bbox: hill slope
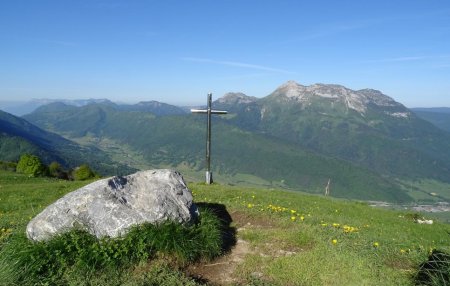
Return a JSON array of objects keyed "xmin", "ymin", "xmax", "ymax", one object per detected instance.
[
  {"xmin": 412, "ymin": 108, "xmax": 450, "ymax": 133},
  {"xmin": 0, "ymin": 170, "xmax": 449, "ymax": 285},
  {"xmin": 23, "ymin": 102, "xmax": 413, "ymax": 202},
  {"xmin": 21, "ymin": 83, "xmax": 450, "ymax": 202},
  {"xmin": 0, "ymin": 110, "xmax": 133, "ymax": 175},
  {"xmin": 215, "ymin": 81, "xmax": 450, "ymax": 183}
]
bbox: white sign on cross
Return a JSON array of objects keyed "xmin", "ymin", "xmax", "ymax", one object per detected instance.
[{"xmin": 191, "ymin": 93, "xmax": 227, "ymax": 184}]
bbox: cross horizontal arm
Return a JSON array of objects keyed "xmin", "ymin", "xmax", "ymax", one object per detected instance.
[{"xmin": 190, "ymin": 109, "xmax": 228, "ymax": 114}]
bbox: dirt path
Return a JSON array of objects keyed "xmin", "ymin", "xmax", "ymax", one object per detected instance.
[
  {"xmin": 186, "ymin": 211, "xmax": 263, "ymax": 285},
  {"xmin": 187, "ymin": 238, "xmax": 251, "ymax": 285}
]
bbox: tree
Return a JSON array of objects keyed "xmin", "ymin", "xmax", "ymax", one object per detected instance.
[
  {"xmin": 16, "ymin": 154, "xmax": 48, "ymax": 177},
  {"xmin": 73, "ymin": 164, "xmax": 96, "ymax": 180},
  {"xmin": 48, "ymin": 161, "xmax": 61, "ymax": 176},
  {"xmin": 48, "ymin": 161, "xmax": 69, "ymax": 179}
]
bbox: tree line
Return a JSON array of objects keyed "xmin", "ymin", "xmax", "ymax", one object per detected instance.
[{"xmin": 0, "ymin": 154, "xmax": 99, "ymax": 181}]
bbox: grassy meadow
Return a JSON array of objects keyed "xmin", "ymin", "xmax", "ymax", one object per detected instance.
[{"xmin": 1, "ymin": 170, "xmax": 449, "ymax": 285}]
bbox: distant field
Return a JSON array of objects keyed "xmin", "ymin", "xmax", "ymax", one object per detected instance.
[
  {"xmin": 1, "ymin": 170, "xmax": 450, "ymax": 285},
  {"xmin": 401, "ymin": 179, "xmax": 450, "ymax": 202}
]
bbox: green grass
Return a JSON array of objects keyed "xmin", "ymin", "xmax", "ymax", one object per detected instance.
[
  {"xmin": 1, "ymin": 210, "xmax": 221, "ymax": 285},
  {"xmin": 1, "ymin": 170, "xmax": 450, "ymax": 285},
  {"xmin": 190, "ymin": 183, "xmax": 450, "ymax": 285},
  {"xmin": 0, "ymin": 171, "xmax": 222, "ymax": 285}
]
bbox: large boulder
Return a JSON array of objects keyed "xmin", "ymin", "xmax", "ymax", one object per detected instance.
[{"xmin": 26, "ymin": 169, "xmax": 198, "ymax": 242}]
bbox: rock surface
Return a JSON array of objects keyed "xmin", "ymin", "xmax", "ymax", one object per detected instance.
[
  {"xmin": 26, "ymin": 169, "xmax": 198, "ymax": 241},
  {"xmin": 269, "ymin": 80, "xmax": 406, "ymax": 116}
]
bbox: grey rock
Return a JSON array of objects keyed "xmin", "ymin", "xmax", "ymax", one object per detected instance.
[{"xmin": 26, "ymin": 169, "xmax": 198, "ymax": 241}]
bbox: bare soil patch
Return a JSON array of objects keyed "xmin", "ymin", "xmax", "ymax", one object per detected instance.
[
  {"xmin": 187, "ymin": 238, "xmax": 252, "ymax": 285},
  {"xmin": 186, "ymin": 210, "xmax": 267, "ymax": 285}
]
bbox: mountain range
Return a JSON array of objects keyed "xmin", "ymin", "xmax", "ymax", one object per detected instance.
[
  {"xmin": 215, "ymin": 81, "xmax": 450, "ymax": 182},
  {"xmin": 2, "ymin": 81, "xmax": 450, "ymax": 203},
  {"xmin": 0, "ymin": 98, "xmax": 118, "ymax": 116}
]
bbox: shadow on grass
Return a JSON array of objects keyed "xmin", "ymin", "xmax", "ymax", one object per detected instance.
[
  {"xmin": 188, "ymin": 203, "xmax": 238, "ymax": 285},
  {"xmin": 196, "ymin": 202, "xmax": 237, "ymax": 254},
  {"xmin": 415, "ymin": 250, "xmax": 450, "ymax": 285}
]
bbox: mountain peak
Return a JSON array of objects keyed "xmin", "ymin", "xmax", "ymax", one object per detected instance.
[
  {"xmin": 137, "ymin": 100, "xmax": 163, "ymax": 106},
  {"xmin": 282, "ymin": 80, "xmax": 303, "ymax": 87},
  {"xmin": 269, "ymin": 81, "xmax": 406, "ymax": 115},
  {"xmin": 123, "ymin": 101, "xmax": 186, "ymax": 115},
  {"xmin": 216, "ymin": 92, "xmax": 257, "ymax": 105},
  {"xmin": 272, "ymin": 80, "xmax": 307, "ymax": 99}
]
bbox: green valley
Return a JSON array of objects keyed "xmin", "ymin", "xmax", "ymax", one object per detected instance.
[
  {"xmin": 0, "ymin": 109, "xmax": 135, "ymax": 175},
  {"xmin": 17, "ymin": 81, "xmax": 450, "ymax": 204},
  {"xmin": 22, "ymin": 102, "xmax": 413, "ymax": 202}
]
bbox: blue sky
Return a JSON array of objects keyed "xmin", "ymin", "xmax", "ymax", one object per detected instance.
[{"xmin": 1, "ymin": 0, "xmax": 449, "ymax": 107}]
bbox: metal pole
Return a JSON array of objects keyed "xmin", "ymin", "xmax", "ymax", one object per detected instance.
[{"xmin": 206, "ymin": 93, "xmax": 212, "ymax": 184}]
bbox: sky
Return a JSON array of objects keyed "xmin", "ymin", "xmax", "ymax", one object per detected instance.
[{"xmin": 1, "ymin": 0, "xmax": 450, "ymax": 107}]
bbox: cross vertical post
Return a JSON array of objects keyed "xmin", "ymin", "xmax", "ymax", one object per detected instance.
[
  {"xmin": 206, "ymin": 93, "xmax": 212, "ymax": 183},
  {"xmin": 191, "ymin": 93, "xmax": 227, "ymax": 184}
]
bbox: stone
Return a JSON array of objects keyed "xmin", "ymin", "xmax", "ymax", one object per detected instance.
[{"xmin": 26, "ymin": 169, "xmax": 198, "ymax": 241}]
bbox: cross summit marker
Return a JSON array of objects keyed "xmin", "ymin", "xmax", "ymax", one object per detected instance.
[{"xmin": 191, "ymin": 93, "xmax": 227, "ymax": 184}]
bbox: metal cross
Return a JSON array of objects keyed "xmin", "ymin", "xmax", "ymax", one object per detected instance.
[{"xmin": 191, "ymin": 93, "xmax": 227, "ymax": 184}]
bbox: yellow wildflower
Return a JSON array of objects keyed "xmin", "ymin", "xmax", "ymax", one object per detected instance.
[
  {"xmin": 332, "ymin": 239, "xmax": 338, "ymax": 245},
  {"xmin": 373, "ymin": 242, "xmax": 379, "ymax": 248},
  {"xmin": 291, "ymin": 216, "xmax": 296, "ymax": 221},
  {"xmin": 343, "ymin": 225, "xmax": 358, "ymax": 233},
  {"xmin": 247, "ymin": 203, "xmax": 253, "ymax": 208}
]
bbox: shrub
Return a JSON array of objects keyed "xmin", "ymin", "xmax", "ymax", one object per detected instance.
[
  {"xmin": 72, "ymin": 164, "xmax": 96, "ymax": 180},
  {"xmin": 48, "ymin": 161, "xmax": 70, "ymax": 179},
  {"xmin": 0, "ymin": 207, "xmax": 222, "ymax": 285},
  {"xmin": 15, "ymin": 154, "xmax": 48, "ymax": 177},
  {"xmin": 48, "ymin": 161, "xmax": 61, "ymax": 177}
]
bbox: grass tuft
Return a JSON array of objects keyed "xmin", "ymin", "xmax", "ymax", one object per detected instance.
[
  {"xmin": 416, "ymin": 249, "xmax": 450, "ymax": 286},
  {"xmin": 0, "ymin": 206, "xmax": 222, "ymax": 286}
]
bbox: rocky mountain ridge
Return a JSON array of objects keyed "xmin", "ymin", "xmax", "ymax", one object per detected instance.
[
  {"xmin": 212, "ymin": 81, "xmax": 450, "ymax": 184},
  {"xmin": 219, "ymin": 80, "xmax": 409, "ymax": 118}
]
